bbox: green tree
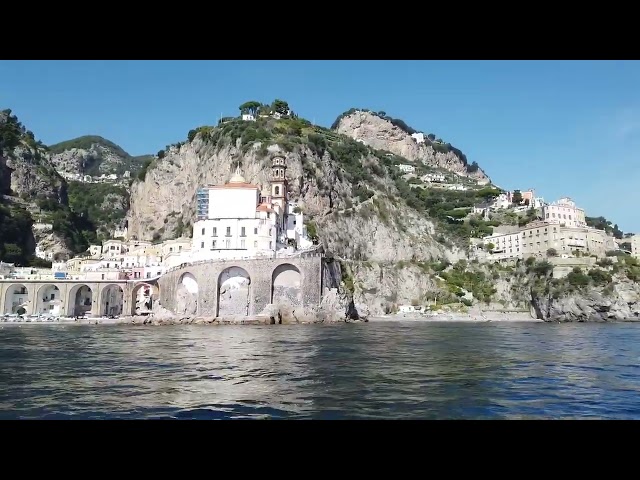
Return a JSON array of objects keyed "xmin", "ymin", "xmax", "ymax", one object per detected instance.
[
  {"xmin": 546, "ymin": 248, "xmax": 558, "ymax": 257},
  {"xmin": 239, "ymin": 101, "xmax": 261, "ymax": 116},
  {"xmin": 512, "ymin": 190, "xmax": 523, "ymax": 204},
  {"xmin": 427, "ymin": 133, "xmax": 436, "ymax": 141},
  {"xmin": 272, "ymin": 99, "xmax": 290, "ymax": 115}
]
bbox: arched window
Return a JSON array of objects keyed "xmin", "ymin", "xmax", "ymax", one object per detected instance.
[{"xmin": 275, "ymin": 186, "xmax": 280, "ymax": 195}]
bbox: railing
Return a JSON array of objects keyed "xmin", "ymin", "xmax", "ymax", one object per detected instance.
[{"xmin": 163, "ymin": 246, "xmax": 324, "ymax": 274}]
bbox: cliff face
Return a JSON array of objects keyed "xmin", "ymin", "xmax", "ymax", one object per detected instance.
[
  {"xmin": 48, "ymin": 135, "xmax": 151, "ymax": 177},
  {"xmin": 127, "ymin": 134, "xmax": 459, "ymax": 264},
  {"xmin": 335, "ymin": 110, "xmax": 490, "ymax": 182},
  {"xmin": 0, "ymin": 110, "xmax": 82, "ymax": 261},
  {"xmin": 531, "ymin": 276, "xmax": 640, "ymax": 322}
]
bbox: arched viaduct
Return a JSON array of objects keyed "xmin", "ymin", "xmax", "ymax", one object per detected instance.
[
  {"xmin": 0, "ymin": 279, "xmax": 159, "ymax": 317},
  {"xmin": 158, "ymin": 254, "xmax": 323, "ymax": 317},
  {"xmin": 0, "ymin": 254, "xmax": 323, "ymax": 318}
]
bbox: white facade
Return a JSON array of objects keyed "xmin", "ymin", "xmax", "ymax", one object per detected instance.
[
  {"xmin": 531, "ymin": 197, "xmax": 546, "ymax": 209},
  {"xmin": 411, "ymin": 133, "xmax": 425, "ymax": 144},
  {"xmin": 102, "ymin": 240, "xmax": 127, "ymax": 257},
  {"xmin": 423, "ymin": 173, "xmax": 445, "ymax": 183},
  {"xmin": 188, "ymin": 167, "xmax": 281, "ymax": 262},
  {"xmin": 241, "ymin": 113, "xmax": 256, "ymax": 121},
  {"xmin": 484, "ymin": 231, "xmax": 522, "ymax": 261},
  {"xmin": 397, "ymin": 164, "xmax": 416, "ymax": 174},
  {"xmin": 542, "ymin": 197, "xmax": 586, "ymax": 228},
  {"xmin": 285, "ymin": 202, "xmax": 314, "ymax": 249},
  {"xmin": 631, "ymin": 234, "xmax": 640, "ymax": 259}
]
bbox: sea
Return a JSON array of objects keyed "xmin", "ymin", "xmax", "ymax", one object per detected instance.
[{"xmin": 1, "ymin": 321, "xmax": 639, "ymax": 419}]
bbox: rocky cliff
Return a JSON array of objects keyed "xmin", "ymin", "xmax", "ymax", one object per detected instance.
[
  {"xmin": 0, "ymin": 109, "xmax": 95, "ymax": 262},
  {"xmin": 334, "ymin": 109, "xmax": 490, "ymax": 182},
  {"xmin": 127, "ymin": 116, "xmax": 470, "ymax": 314},
  {"xmin": 48, "ymin": 135, "xmax": 152, "ymax": 177}
]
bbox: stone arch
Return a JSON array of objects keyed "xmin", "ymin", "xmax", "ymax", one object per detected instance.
[
  {"xmin": 3, "ymin": 283, "xmax": 29, "ymax": 315},
  {"xmin": 68, "ymin": 284, "xmax": 94, "ymax": 317},
  {"xmin": 176, "ymin": 272, "xmax": 199, "ymax": 315},
  {"xmin": 100, "ymin": 284, "xmax": 124, "ymax": 317},
  {"xmin": 217, "ymin": 266, "xmax": 251, "ymax": 317},
  {"xmin": 35, "ymin": 284, "xmax": 62, "ymax": 316},
  {"xmin": 271, "ymin": 263, "xmax": 302, "ymax": 307},
  {"xmin": 130, "ymin": 282, "xmax": 159, "ymax": 316}
]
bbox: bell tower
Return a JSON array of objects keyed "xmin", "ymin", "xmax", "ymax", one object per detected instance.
[{"xmin": 270, "ymin": 155, "xmax": 287, "ymax": 211}]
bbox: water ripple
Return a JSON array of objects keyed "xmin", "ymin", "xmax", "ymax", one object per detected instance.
[{"xmin": 1, "ymin": 322, "xmax": 640, "ymax": 419}]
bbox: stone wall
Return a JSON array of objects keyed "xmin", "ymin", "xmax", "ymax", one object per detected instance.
[{"xmin": 157, "ymin": 255, "xmax": 323, "ymax": 317}]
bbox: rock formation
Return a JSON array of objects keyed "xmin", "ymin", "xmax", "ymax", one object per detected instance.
[{"xmin": 334, "ymin": 110, "xmax": 490, "ymax": 182}]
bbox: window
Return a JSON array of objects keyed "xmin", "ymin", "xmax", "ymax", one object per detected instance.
[
  {"xmin": 241, "ymin": 227, "xmax": 246, "ymax": 237},
  {"xmin": 146, "ymin": 272, "xmax": 151, "ymax": 278},
  {"xmin": 225, "ymin": 239, "xmax": 230, "ymax": 248},
  {"xmin": 269, "ymin": 228, "xmax": 272, "ymax": 235},
  {"xmin": 275, "ymin": 186, "xmax": 280, "ymax": 195},
  {"xmin": 241, "ymin": 239, "xmax": 246, "ymax": 249},
  {"xmin": 201, "ymin": 228, "xmax": 205, "ymax": 235},
  {"xmin": 254, "ymin": 241, "xmax": 258, "ymax": 248},
  {"xmin": 226, "ymin": 226, "xmax": 231, "ymax": 236},
  {"xmin": 102, "ymin": 274, "xmax": 105, "ymax": 280},
  {"xmin": 269, "ymin": 241, "xmax": 273, "ymax": 249},
  {"xmin": 212, "ymin": 240, "xmax": 217, "ymax": 248},
  {"xmin": 254, "ymin": 228, "xmax": 258, "ymax": 235},
  {"xmin": 170, "ymin": 247, "xmax": 173, "ymax": 252},
  {"xmin": 201, "ymin": 242, "xmax": 204, "ymax": 248},
  {"xmin": 179, "ymin": 246, "xmax": 182, "ymax": 251},
  {"xmin": 213, "ymin": 227, "xmax": 217, "ymax": 236}
]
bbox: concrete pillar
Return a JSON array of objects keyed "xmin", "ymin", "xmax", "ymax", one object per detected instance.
[
  {"xmin": 90, "ymin": 284, "xmax": 100, "ymax": 316},
  {"xmin": 0, "ymin": 282, "xmax": 6, "ymax": 314},
  {"xmin": 251, "ymin": 273, "xmax": 271, "ymax": 316},
  {"xmin": 198, "ymin": 269, "xmax": 218, "ymax": 317}
]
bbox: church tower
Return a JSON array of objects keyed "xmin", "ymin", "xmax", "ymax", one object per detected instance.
[{"xmin": 270, "ymin": 155, "xmax": 287, "ymax": 211}]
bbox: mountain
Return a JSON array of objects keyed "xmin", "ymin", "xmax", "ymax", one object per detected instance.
[
  {"xmin": 48, "ymin": 135, "xmax": 152, "ymax": 178},
  {"xmin": 333, "ymin": 109, "xmax": 490, "ymax": 182},
  {"xmin": 0, "ymin": 109, "xmax": 97, "ymax": 263},
  {"xmin": 3, "ymin": 102, "xmax": 638, "ymax": 321},
  {"xmin": 126, "ymin": 104, "xmax": 506, "ymax": 315}
]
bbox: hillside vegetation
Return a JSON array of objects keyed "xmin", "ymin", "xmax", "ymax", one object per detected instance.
[{"xmin": 0, "ymin": 110, "xmax": 99, "ymax": 262}]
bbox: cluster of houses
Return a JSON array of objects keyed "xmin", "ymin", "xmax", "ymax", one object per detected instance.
[
  {"xmin": 475, "ymin": 195, "xmax": 622, "ymax": 262},
  {"xmin": 59, "ymin": 170, "xmax": 131, "ymax": 185},
  {"xmin": 7, "ymin": 155, "xmax": 315, "ymax": 285}
]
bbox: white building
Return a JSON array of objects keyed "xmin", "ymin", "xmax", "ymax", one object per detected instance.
[
  {"xmin": 396, "ymin": 164, "xmax": 416, "ymax": 174},
  {"xmin": 285, "ymin": 202, "xmax": 314, "ymax": 250},
  {"xmin": 542, "ymin": 197, "xmax": 586, "ymax": 228},
  {"xmin": 483, "ymin": 231, "xmax": 522, "ymax": 261},
  {"xmin": 189, "ymin": 164, "xmax": 283, "ymax": 261},
  {"xmin": 411, "ymin": 133, "xmax": 425, "ymax": 144},
  {"xmin": 631, "ymin": 234, "xmax": 640, "ymax": 259},
  {"xmin": 102, "ymin": 239, "xmax": 127, "ymax": 257},
  {"xmin": 422, "ymin": 173, "xmax": 445, "ymax": 183},
  {"xmin": 531, "ymin": 197, "xmax": 546, "ymax": 209},
  {"xmin": 241, "ymin": 113, "xmax": 256, "ymax": 122}
]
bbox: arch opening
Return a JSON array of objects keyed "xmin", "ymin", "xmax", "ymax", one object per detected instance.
[
  {"xmin": 217, "ymin": 266, "xmax": 251, "ymax": 317},
  {"xmin": 68, "ymin": 284, "xmax": 93, "ymax": 317},
  {"xmin": 36, "ymin": 284, "xmax": 62, "ymax": 316},
  {"xmin": 101, "ymin": 285, "xmax": 124, "ymax": 317},
  {"xmin": 3, "ymin": 283, "xmax": 29, "ymax": 315},
  {"xmin": 176, "ymin": 273, "xmax": 198, "ymax": 315},
  {"xmin": 131, "ymin": 282, "xmax": 158, "ymax": 316},
  {"xmin": 271, "ymin": 263, "xmax": 302, "ymax": 307}
]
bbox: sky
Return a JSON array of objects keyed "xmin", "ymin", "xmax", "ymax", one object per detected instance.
[{"xmin": 1, "ymin": 60, "xmax": 639, "ymax": 233}]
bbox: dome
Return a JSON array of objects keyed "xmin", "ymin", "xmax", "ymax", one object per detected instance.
[{"xmin": 228, "ymin": 165, "xmax": 247, "ymax": 184}]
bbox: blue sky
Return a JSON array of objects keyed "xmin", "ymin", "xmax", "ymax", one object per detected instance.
[{"xmin": 1, "ymin": 60, "xmax": 638, "ymax": 232}]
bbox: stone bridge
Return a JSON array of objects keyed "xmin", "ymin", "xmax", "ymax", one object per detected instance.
[
  {"xmin": 158, "ymin": 255, "xmax": 323, "ymax": 317},
  {"xmin": 0, "ymin": 279, "xmax": 159, "ymax": 317}
]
